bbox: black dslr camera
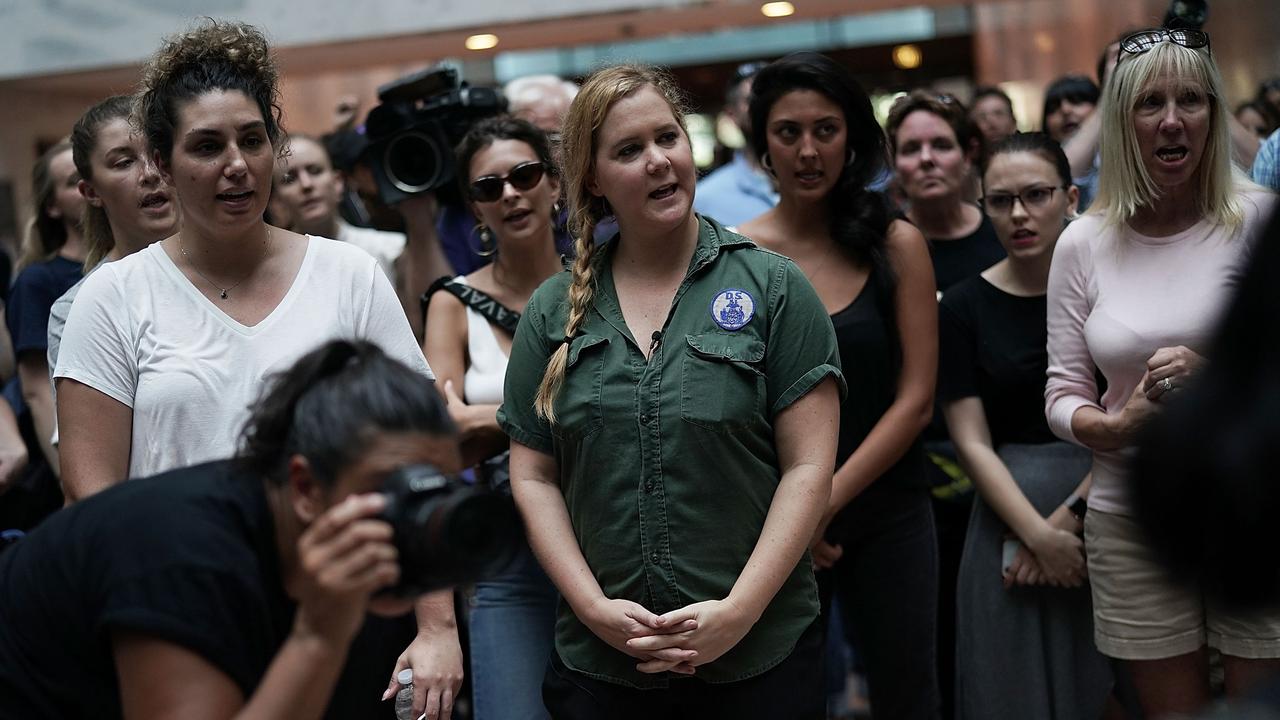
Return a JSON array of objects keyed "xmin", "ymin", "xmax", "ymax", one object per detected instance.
[
  {"xmin": 378, "ymin": 464, "xmax": 522, "ymax": 598},
  {"xmin": 361, "ymin": 65, "xmax": 507, "ymax": 205}
]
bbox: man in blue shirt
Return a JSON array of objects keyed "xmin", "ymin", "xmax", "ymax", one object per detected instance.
[
  {"xmin": 1253, "ymin": 129, "xmax": 1280, "ymax": 192},
  {"xmin": 694, "ymin": 62, "xmax": 778, "ymax": 227}
]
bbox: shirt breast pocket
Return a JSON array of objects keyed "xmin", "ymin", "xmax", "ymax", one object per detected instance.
[
  {"xmin": 552, "ymin": 334, "xmax": 609, "ymax": 442},
  {"xmin": 680, "ymin": 332, "xmax": 766, "ymax": 432}
]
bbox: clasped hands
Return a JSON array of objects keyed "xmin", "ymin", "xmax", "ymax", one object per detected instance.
[{"xmin": 582, "ymin": 596, "xmax": 755, "ymax": 675}]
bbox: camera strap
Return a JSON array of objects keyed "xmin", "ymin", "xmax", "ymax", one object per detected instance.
[{"xmin": 421, "ymin": 276, "xmax": 522, "ymax": 335}]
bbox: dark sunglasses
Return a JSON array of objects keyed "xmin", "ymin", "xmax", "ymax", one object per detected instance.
[
  {"xmin": 1118, "ymin": 28, "xmax": 1210, "ymax": 60},
  {"xmin": 469, "ymin": 161, "xmax": 546, "ymax": 203}
]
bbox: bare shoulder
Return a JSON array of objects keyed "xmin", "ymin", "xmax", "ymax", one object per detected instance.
[
  {"xmin": 885, "ymin": 218, "xmax": 927, "ymax": 251},
  {"xmin": 736, "ymin": 210, "xmax": 782, "ymax": 251}
]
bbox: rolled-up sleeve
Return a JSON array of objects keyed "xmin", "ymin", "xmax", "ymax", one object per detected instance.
[
  {"xmin": 1045, "ymin": 225, "xmax": 1102, "ymax": 444},
  {"xmin": 765, "ymin": 259, "xmax": 846, "ymax": 415},
  {"xmin": 498, "ymin": 286, "xmax": 557, "ymax": 454}
]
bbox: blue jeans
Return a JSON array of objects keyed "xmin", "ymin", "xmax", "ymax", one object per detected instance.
[{"xmin": 468, "ymin": 543, "xmax": 559, "ymax": 720}]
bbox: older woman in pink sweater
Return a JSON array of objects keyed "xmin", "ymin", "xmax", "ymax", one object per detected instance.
[{"xmin": 1045, "ymin": 28, "xmax": 1277, "ymax": 718}]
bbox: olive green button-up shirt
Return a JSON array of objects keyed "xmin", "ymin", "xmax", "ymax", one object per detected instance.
[{"xmin": 498, "ymin": 216, "xmax": 845, "ymax": 688}]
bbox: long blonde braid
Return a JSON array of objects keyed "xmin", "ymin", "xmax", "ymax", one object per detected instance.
[{"xmin": 531, "ymin": 64, "xmax": 689, "ymax": 422}]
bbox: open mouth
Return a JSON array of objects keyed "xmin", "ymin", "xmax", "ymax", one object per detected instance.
[
  {"xmin": 796, "ymin": 170, "xmax": 823, "ymax": 183},
  {"xmin": 1156, "ymin": 146, "xmax": 1188, "ymax": 162},
  {"xmin": 1010, "ymin": 228, "xmax": 1038, "ymax": 245},
  {"xmin": 217, "ymin": 189, "xmax": 253, "ymax": 203},
  {"xmin": 139, "ymin": 192, "xmax": 169, "ymax": 209},
  {"xmin": 503, "ymin": 208, "xmax": 532, "ymax": 223},
  {"xmin": 649, "ymin": 183, "xmax": 677, "ymax": 200}
]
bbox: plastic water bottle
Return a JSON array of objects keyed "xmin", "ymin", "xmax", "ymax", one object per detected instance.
[{"xmin": 394, "ymin": 668, "xmax": 418, "ymax": 720}]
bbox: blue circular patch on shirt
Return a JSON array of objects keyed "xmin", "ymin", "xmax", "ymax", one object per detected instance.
[{"xmin": 710, "ymin": 288, "xmax": 756, "ymax": 331}]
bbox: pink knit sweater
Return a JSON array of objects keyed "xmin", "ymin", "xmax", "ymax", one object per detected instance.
[{"xmin": 1045, "ymin": 189, "xmax": 1276, "ymax": 514}]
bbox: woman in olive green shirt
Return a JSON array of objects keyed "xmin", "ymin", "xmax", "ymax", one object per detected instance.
[{"xmin": 498, "ymin": 65, "xmax": 844, "ymax": 718}]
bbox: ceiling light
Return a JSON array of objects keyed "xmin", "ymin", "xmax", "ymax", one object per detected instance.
[
  {"xmin": 892, "ymin": 44, "xmax": 922, "ymax": 70},
  {"xmin": 761, "ymin": 2, "xmax": 795, "ymax": 18},
  {"xmin": 465, "ymin": 34, "xmax": 499, "ymax": 51}
]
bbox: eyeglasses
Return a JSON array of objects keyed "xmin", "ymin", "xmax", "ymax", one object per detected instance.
[
  {"xmin": 468, "ymin": 161, "xmax": 546, "ymax": 203},
  {"xmin": 1118, "ymin": 29, "xmax": 1211, "ymax": 61},
  {"xmin": 980, "ymin": 186, "xmax": 1065, "ymax": 214}
]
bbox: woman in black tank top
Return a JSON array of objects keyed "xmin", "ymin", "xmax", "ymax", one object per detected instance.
[{"xmin": 738, "ymin": 53, "xmax": 941, "ymax": 720}]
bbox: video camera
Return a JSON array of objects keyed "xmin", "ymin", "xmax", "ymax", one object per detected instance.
[
  {"xmin": 377, "ymin": 464, "xmax": 522, "ymax": 598},
  {"xmin": 361, "ymin": 65, "xmax": 507, "ymax": 205}
]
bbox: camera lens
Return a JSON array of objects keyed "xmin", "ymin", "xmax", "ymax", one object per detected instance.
[{"xmin": 384, "ymin": 131, "xmax": 445, "ymax": 193}]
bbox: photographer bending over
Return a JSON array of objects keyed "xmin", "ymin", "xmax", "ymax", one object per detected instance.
[{"xmin": 0, "ymin": 340, "xmax": 476, "ymax": 719}]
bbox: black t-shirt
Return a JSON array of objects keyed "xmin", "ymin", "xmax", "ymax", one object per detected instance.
[
  {"xmin": 5, "ymin": 255, "xmax": 82, "ymax": 355},
  {"xmin": 928, "ymin": 212, "xmax": 1005, "ymax": 294},
  {"xmin": 0, "ymin": 461, "xmax": 292, "ymax": 719},
  {"xmin": 937, "ymin": 275, "xmax": 1057, "ymax": 446}
]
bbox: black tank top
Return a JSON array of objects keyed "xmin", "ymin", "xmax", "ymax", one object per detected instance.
[{"xmin": 830, "ymin": 265, "xmax": 929, "ymax": 497}]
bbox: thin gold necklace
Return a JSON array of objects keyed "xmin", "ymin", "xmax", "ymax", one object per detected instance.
[{"xmin": 178, "ymin": 226, "xmax": 272, "ymax": 300}]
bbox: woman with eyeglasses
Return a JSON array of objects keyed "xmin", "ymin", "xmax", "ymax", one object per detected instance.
[
  {"xmin": 1046, "ymin": 28, "xmax": 1278, "ymax": 716},
  {"xmin": 738, "ymin": 53, "xmax": 940, "ymax": 720},
  {"xmin": 944, "ymin": 132, "xmax": 1112, "ymax": 719},
  {"xmin": 422, "ymin": 115, "xmax": 562, "ymax": 720}
]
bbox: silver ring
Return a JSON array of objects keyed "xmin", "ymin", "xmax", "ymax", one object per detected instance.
[{"xmin": 1159, "ymin": 377, "xmax": 1173, "ymax": 392}]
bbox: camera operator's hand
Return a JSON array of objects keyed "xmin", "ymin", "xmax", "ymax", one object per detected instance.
[
  {"xmin": 292, "ymin": 493, "xmax": 399, "ymax": 649},
  {"xmin": 383, "ymin": 591, "xmax": 464, "ymax": 720}
]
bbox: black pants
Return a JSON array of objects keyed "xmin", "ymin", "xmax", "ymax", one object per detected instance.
[
  {"xmin": 820, "ymin": 486, "xmax": 941, "ymax": 720},
  {"xmin": 542, "ymin": 620, "xmax": 824, "ymax": 720}
]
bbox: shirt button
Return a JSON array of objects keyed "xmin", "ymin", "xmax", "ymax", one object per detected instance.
[
  {"xmin": 640, "ymin": 414, "xmax": 649, "ymax": 424},
  {"xmin": 645, "ymin": 481, "xmax": 654, "ymax": 493},
  {"xmin": 651, "ymin": 551, "xmax": 660, "ymax": 563}
]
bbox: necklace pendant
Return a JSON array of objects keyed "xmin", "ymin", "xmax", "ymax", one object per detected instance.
[{"xmin": 220, "ymin": 290, "xmax": 228, "ymax": 300}]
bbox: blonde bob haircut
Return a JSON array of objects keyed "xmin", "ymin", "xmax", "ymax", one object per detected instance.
[
  {"xmin": 1093, "ymin": 37, "xmax": 1250, "ymax": 230},
  {"xmin": 533, "ymin": 64, "xmax": 688, "ymax": 421}
]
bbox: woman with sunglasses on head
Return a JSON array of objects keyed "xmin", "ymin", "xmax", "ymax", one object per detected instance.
[
  {"xmin": 1046, "ymin": 28, "xmax": 1278, "ymax": 716},
  {"xmin": 944, "ymin": 132, "xmax": 1112, "ymax": 719},
  {"xmin": 422, "ymin": 115, "xmax": 562, "ymax": 720},
  {"xmin": 500, "ymin": 64, "xmax": 842, "ymax": 718},
  {"xmin": 738, "ymin": 52, "xmax": 940, "ymax": 720}
]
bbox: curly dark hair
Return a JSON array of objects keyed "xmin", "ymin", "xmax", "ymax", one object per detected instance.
[{"xmin": 135, "ymin": 19, "xmax": 285, "ymax": 164}]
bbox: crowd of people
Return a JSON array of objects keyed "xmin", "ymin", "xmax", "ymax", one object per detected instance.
[{"xmin": 0, "ymin": 14, "xmax": 1277, "ymax": 720}]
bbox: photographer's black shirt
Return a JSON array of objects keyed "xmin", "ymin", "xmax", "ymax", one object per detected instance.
[{"xmin": 0, "ymin": 461, "xmax": 290, "ymax": 719}]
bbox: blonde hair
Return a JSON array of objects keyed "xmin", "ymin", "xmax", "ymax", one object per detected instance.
[
  {"xmin": 1093, "ymin": 38, "xmax": 1252, "ymax": 229},
  {"xmin": 533, "ymin": 64, "xmax": 688, "ymax": 421},
  {"xmin": 20, "ymin": 140, "xmax": 75, "ymax": 271}
]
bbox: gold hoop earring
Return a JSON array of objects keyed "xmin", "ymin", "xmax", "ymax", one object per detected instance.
[{"xmin": 470, "ymin": 225, "xmax": 497, "ymax": 257}]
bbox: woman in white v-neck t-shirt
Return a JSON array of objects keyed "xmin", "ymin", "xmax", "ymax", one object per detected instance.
[
  {"xmin": 53, "ymin": 22, "xmax": 431, "ymax": 501},
  {"xmin": 55, "ymin": 236, "xmax": 428, "ymax": 480}
]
